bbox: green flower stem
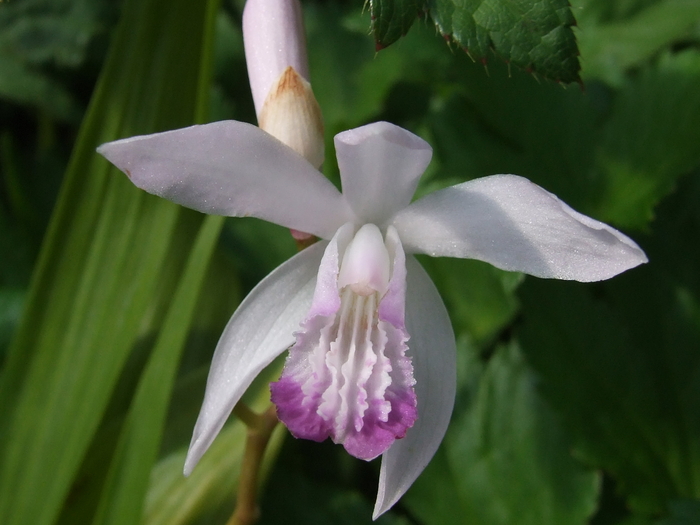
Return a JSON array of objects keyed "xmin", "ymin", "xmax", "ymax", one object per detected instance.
[{"xmin": 229, "ymin": 403, "xmax": 280, "ymax": 525}]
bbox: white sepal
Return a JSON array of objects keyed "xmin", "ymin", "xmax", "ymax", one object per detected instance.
[
  {"xmin": 335, "ymin": 122, "xmax": 432, "ymax": 227},
  {"xmin": 184, "ymin": 241, "xmax": 326, "ymax": 475},
  {"xmin": 374, "ymin": 256, "xmax": 456, "ymax": 518},
  {"xmin": 97, "ymin": 121, "xmax": 353, "ymax": 239}
]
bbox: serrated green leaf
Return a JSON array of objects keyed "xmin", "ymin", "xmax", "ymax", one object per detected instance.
[
  {"xmin": 428, "ymin": 0, "xmax": 581, "ymax": 83},
  {"xmin": 370, "ymin": 0, "xmax": 426, "ymax": 50},
  {"xmin": 404, "ymin": 341, "xmax": 600, "ymax": 525}
]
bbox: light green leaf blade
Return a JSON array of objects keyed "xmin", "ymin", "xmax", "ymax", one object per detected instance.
[
  {"xmin": 91, "ymin": 0, "xmax": 221, "ymax": 518},
  {"xmin": 0, "ymin": 0, "xmax": 219, "ymax": 522},
  {"xmin": 93, "ymin": 214, "xmax": 224, "ymax": 525},
  {"xmin": 143, "ymin": 366, "xmax": 286, "ymax": 525}
]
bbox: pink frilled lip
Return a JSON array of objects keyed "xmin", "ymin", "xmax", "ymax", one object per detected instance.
[{"xmin": 271, "ymin": 224, "xmax": 417, "ymax": 460}]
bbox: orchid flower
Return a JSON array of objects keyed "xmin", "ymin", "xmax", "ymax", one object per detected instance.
[
  {"xmin": 97, "ymin": 118, "xmax": 647, "ymax": 516},
  {"xmin": 96, "ymin": 0, "xmax": 647, "ymax": 518}
]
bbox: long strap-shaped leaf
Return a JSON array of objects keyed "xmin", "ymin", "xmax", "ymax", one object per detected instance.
[
  {"xmin": 93, "ymin": 215, "xmax": 224, "ymax": 525},
  {"xmin": 0, "ymin": 0, "xmax": 219, "ymax": 522}
]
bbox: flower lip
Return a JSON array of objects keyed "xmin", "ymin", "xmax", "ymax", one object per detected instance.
[{"xmin": 271, "ymin": 222, "xmax": 417, "ymax": 461}]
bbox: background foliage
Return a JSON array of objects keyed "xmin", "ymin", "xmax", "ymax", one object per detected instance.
[{"xmin": 1, "ymin": 0, "xmax": 699, "ymax": 524}]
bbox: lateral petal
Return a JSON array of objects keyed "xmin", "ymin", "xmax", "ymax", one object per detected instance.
[
  {"xmin": 374, "ymin": 256, "xmax": 456, "ymax": 519},
  {"xmin": 334, "ymin": 122, "xmax": 432, "ymax": 226},
  {"xmin": 97, "ymin": 121, "xmax": 353, "ymax": 239},
  {"xmin": 184, "ymin": 241, "xmax": 326, "ymax": 475},
  {"xmin": 393, "ymin": 174, "xmax": 648, "ymax": 282}
]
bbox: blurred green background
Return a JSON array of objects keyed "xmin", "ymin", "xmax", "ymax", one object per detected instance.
[{"xmin": 1, "ymin": 0, "xmax": 700, "ymax": 524}]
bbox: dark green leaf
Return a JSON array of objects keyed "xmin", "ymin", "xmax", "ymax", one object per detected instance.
[
  {"xmin": 0, "ymin": 55, "xmax": 81, "ymax": 121},
  {"xmin": 575, "ymin": 0, "xmax": 700, "ymax": 85},
  {"xmin": 307, "ymin": 2, "xmax": 457, "ymax": 129},
  {"xmin": 405, "ymin": 341, "xmax": 600, "ymax": 525},
  {"xmin": 423, "ymin": 47, "xmax": 700, "ymax": 231},
  {"xmin": 428, "ymin": 0, "xmax": 581, "ymax": 83},
  {"xmin": 592, "ymin": 50, "xmax": 700, "ymax": 229},
  {"xmin": 370, "ymin": 0, "xmax": 426, "ymax": 50},
  {"xmin": 657, "ymin": 499, "xmax": 700, "ymax": 525},
  {"xmin": 420, "ymin": 256, "xmax": 522, "ymax": 345},
  {"xmin": 425, "ymin": 78, "xmax": 599, "ymax": 213},
  {"xmin": 518, "ymin": 176, "xmax": 700, "ymax": 514},
  {"xmin": 259, "ymin": 434, "xmax": 410, "ymax": 525},
  {"xmin": 0, "ymin": 289, "xmax": 24, "ymax": 361},
  {"xmin": 0, "ymin": 0, "xmax": 106, "ymax": 67}
]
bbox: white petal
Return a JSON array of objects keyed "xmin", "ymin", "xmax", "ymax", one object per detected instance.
[
  {"xmin": 393, "ymin": 174, "xmax": 648, "ymax": 282},
  {"xmin": 334, "ymin": 122, "xmax": 432, "ymax": 226},
  {"xmin": 184, "ymin": 241, "xmax": 326, "ymax": 475},
  {"xmin": 243, "ymin": 0, "xmax": 310, "ymax": 116},
  {"xmin": 374, "ymin": 256, "xmax": 456, "ymax": 519},
  {"xmin": 97, "ymin": 121, "xmax": 353, "ymax": 239}
]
